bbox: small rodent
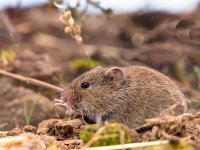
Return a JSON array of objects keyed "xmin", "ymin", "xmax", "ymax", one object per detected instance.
[{"xmin": 61, "ymin": 66, "xmax": 187, "ymax": 128}]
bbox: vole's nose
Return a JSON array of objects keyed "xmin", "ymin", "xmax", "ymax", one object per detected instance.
[{"xmin": 61, "ymin": 92, "xmax": 74, "ymax": 103}]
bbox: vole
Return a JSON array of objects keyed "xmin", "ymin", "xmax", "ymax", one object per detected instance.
[{"xmin": 61, "ymin": 66, "xmax": 187, "ymax": 128}]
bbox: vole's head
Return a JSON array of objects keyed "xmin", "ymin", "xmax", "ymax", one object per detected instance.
[{"xmin": 61, "ymin": 67, "xmax": 127, "ymax": 116}]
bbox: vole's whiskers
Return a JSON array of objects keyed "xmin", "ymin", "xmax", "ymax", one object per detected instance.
[
  {"xmin": 52, "ymin": 98, "xmax": 69, "ymax": 108},
  {"xmin": 85, "ymin": 100, "xmax": 102, "ymax": 117},
  {"xmin": 52, "ymin": 103, "xmax": 66, "ymax": 108},
  {"xmin": 54, "ymin": 92, "xmax": 63, "ymax": 99},
  {"xmin": 80, "ymin": 91, "xmax": 102, "ymax": 116},
  {"xmin": 71, "ymin": 106, "xmax": 88, "ymax": 125},
  {"xmin": 54, "ymin": 98, "xmax": 64, "ymax": 103},
  {"xmin": 72, "ymin": 86, "xmax": 76, "ymax": 93}
]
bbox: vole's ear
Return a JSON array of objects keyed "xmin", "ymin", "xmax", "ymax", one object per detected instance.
[{"xmin": 104, "ymin": 67, "xmax": 125, "ymax": 86}]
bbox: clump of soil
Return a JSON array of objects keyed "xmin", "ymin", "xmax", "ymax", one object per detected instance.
[
  {"xmin": 1, "ymin": 112, "xmax": 200, "ymax": 149},
  {"xmin": 37, "ymin": 119, "xmax": 83, "ymax": 140}
]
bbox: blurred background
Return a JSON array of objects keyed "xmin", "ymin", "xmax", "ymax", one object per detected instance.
[
  {"xmin": 0, "ymin": 0, "xmax": 200, "ymax": 130},
  {"xmin": 1, "ymin": 0, "xmax": 200, "ymax": 13}
]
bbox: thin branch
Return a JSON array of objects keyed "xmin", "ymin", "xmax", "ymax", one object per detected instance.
[{"xmin": 0, "ymin": 69, "xmax": 64, "ymax": 92}]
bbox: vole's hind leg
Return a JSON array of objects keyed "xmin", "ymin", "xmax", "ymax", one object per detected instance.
[
  {"xmin": 96, "ymin": 115, "xmax": 113, "ymax": 126},
  {"xmin": 159, "ymin": 102, "xmax": 187, "ymax": 116},
  {"xmin": 174, "ymin": 101, "xmax": 188, "ymax": 115}
]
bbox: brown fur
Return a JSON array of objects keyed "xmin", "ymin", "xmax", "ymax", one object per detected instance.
[{"xmin": 61, "ymin": 66, "xmax": 187, "ymax": 128}]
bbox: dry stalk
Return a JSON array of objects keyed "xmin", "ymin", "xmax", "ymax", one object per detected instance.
[
  {"xmin": 161, "ymin": 131, "xmax": 193, "ymax": 145},
  {"xmin": 59, "ymin": 11, "xmax": 93, "ymax": 66},
  {"xmin": 0, "ymin": 69, "xmax": 64, "ymax": 92},
  {"xmin": 0, "ymin": 131, "xmax": 8, "ymax": 136},
  {"xmin": 64, "ymin": 139, "xmax": 83, "ymax": 145},
  {"xmin": 59, "ymin": 11, "xmax": 82, "ymax": 44},
  {"xmin": 161, "ymin": 131, "xmax": 181, "ymax": 143},
  {"xmin": 81, "ymin": 140, "xmax": 169, "ymax": 150},
  {"xmin": 0, "ymin": 133, "xmax": 46, "ymax": 149}
]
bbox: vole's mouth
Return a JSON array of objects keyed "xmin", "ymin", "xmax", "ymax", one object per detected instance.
[{"xmin": 83, "ymin": 115, "xmax": 96, "ymax": 124}]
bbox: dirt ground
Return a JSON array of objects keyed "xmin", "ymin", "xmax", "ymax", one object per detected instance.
[{"xmin": 0, "ymin": 3, "xmax": 200, "ymax": 149}]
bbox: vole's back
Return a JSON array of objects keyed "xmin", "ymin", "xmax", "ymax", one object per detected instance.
[{"xmin": 117, "ymin": 66, "xmax": 187, "ymax": 128}]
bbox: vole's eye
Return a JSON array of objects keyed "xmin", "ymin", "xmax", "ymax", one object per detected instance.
[{"xmin": 81, "ymin": 81, "xmax": 90, "ymax": 89}]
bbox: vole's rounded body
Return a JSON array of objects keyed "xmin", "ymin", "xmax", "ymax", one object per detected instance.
[{"xmin": 62, "ymin": 66, "xmax": 187, "ymax": 128}]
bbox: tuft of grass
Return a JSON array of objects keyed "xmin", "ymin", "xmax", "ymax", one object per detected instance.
[
  {"xmin": 56, "ymin": 71, "xmax": 69, "ymax": 88},
  {"xmin": 23, "ymin": 94, "xmax": 41, "ymax": 125}
]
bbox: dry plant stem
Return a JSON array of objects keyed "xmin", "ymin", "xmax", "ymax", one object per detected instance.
[
  {"xmin": 0, "ymin": 131, "xmax": 8, "ymax": 136},
  {"xmin": 64, "ymin": 139, "xmax": 83, "ymax": 145},
  {"xmin": 0, "ymin": 135, "xmax": 28, "ymax": 147},
  {"xmin": 161, "ymin": 131, "xmax": 181, "ymax": 143},
  {"xmin": 81, "ymin": 140, "xmax": 169, "ymax": 150},
  {"xmin": 0, "ymin": 69, "xmax": 64, "ymax": 92},
  {"xmin": 79, "ymin": 44, "xmax": 94, "ymax": 67}
]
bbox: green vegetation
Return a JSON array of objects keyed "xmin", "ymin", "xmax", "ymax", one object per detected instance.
[
  {"xmin": 80, "ymin": 123, "xmax": 137, "ymax": 147},
  {"xmin": 70, "ymin": 58, "xmax": 101, "ymax": 70},
  {"xmin": 23, "ymin": 94, "xmax": 41, "ymax": 125},
  {"xmin": 0, "ymin": 49, "xmax": 15, "ymax": 65},
  {"xmin": 47, "ymin": 144, "xmax": 57, "ymax": 150}
]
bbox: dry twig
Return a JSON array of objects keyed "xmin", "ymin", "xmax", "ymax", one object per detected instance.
[{"xmin": 0, "ymin": 69, "xmax": 64, "ymax": 92}]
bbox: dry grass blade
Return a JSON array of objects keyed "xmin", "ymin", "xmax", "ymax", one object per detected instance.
[
  {"xmin": 64, "ymin": 139, "xmax": 83, "ymax": 145},
  {"xmin": 0, "ymin": 69, "xmax": 64, "ymax": 92},
  {"xmin": 81, "ymin": 140, "xmax": 169, "ymax": 150}
]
